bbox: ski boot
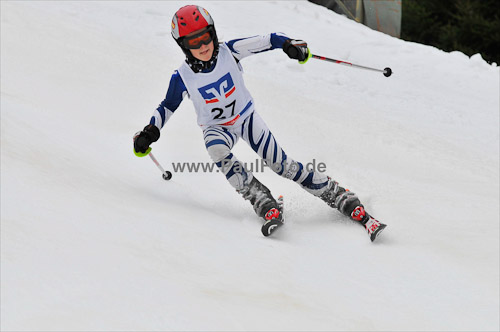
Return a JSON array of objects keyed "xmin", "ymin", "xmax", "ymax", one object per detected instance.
[
  {"xmin": 261, "ymin": 195, "xmax": 284, "ymax": 237},
  {"xmin": 351, "ymin": 205, "xmax": 387, "ymax": 242},
  {"xmin": 320, "ymin": 178, "xmax": 386, "ymax": 242},
  {"xmin": 238, "ymin": 177, "xmax": 284, "ymax": 236}
]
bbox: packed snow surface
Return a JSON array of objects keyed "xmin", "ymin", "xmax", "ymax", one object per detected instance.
[{"xmin": 1, "ymin": 1, "xmax": 499, "ymax": 331}]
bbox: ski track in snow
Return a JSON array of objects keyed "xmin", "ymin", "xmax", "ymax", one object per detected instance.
[{"xmin": 1, "ymin": 1, "xmax": 499, "ymax": 331}]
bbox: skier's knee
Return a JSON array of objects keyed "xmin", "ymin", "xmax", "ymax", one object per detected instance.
[{"xmin": 207, "ymin": 144, "xmax": 231, "ymax": 163}]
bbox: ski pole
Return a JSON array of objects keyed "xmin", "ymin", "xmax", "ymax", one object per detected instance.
[
  {"xmin": 311, "ymin": 54, "xmax": 392, "ymax": 77},
  {"xmin": 133, "ymin": 132, "xmax": 172, "ymax": 181},
  {"xmin": 148, "ymin": 152, "xmax": 172, "ymax": 181}
]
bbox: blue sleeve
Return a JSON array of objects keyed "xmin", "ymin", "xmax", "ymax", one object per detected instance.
[
  {"xmin": 270, "ymin": 32, "xmax": 290, "ymax": 49},
  {"xmin": 226, "ymin": 33, "xmax": 291, "ymax": 61},
  {"xmin": 150, "ymin": 71, "xmax": 187, "ymax": 129}
]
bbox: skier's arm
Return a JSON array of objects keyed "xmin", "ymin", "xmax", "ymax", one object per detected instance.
[
  {"xmin": 150, "ymin": 71, "xmax": 187, "ymax": 130},
  {"xmin": 226, "ymin": 33, "xmax": 310, "ymax": 63},
  {"xmin": 134, "ymin": 71, "xmax": 187, "ymax": 156},
  {"xmin": 226, "ymin": 33, "xmax": 290, "ymax": 61}
]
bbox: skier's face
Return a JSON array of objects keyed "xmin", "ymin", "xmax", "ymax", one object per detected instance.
[{"xmin": 190, "ymin": 40, "xmax": 214, "ymax": 61}]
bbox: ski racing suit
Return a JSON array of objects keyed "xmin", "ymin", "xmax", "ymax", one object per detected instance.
[{"xmin": 149, "ymin": 33, "xmax": 329, "ymax": 196}]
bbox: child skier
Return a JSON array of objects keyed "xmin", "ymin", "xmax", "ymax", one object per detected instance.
[{"xmin": 133, "ymin": 5, "xmax": 386, "ymax": 240}]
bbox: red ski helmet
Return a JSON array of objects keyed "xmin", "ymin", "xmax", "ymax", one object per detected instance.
[
  {"xmin": 171, "ymin": 5, "xmax": 219, "ymax": 70},
  {"xmin": 171, "ymin": 5, "xmax": 214, "ymax": 40}
]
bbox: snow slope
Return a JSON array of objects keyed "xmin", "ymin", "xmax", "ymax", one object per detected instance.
[{"xmin": 1, "ymin": 1, "xmax": 499, "ymax": 331}]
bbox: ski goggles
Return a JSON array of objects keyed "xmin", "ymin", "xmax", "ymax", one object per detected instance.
[{"xmin": 181, "ymin": 27, "xmax": 215, "ymax": 49}]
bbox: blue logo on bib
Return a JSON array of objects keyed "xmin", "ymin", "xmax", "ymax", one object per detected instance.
[{"xmin": 198, "ymin": 72, "xmax": 236, "ymax": 104}]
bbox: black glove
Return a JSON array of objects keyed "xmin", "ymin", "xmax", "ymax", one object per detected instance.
[
  {"xmin": 283, "ymin": 39, "xmax": 309, "ymax": 62},
  {"xmin": 134, "ymin": 124, "xmax": 160, "ymax": 154}
]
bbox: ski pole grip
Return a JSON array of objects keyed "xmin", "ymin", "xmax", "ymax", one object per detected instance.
[{"xmin": 299, "ymin": 49, "xmax": 313, "ymax": 64}]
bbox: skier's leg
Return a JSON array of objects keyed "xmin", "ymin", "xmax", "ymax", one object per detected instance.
[
  {"xmin": 203, "ymin": 126, "xmax": 251, "ymax": 191},
  {"xmin": 240, "ymin": 112, "xmax": 372, "ymax": 223},
  {"xmin": 241, "ymin": 112, "xmax": 329, "ymax": 196},
  {"xmin": 203, "ymin": 126, "xmax": 278, "ymax": 219}
]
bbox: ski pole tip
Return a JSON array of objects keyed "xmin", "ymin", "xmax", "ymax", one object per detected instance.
[
  {"xmin": 383, "ymin": 67, "xmax": 392, "ymax": 77},
  {"xmin": 162, "ymin": 171, "xmax": 173, "ymax": 181}
]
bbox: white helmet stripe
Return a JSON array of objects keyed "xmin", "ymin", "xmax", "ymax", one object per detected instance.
[
  {"xmin": 171, "ymin": 14, "xmax": 180, "ymax": 39},
  {"xmin": 197, "ymin": 6, "xmax": 214, "ymax": 26}
]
